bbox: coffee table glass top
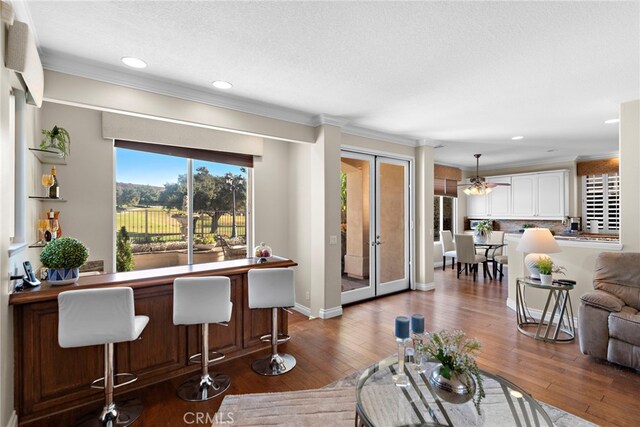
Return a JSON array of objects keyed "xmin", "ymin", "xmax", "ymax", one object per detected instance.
[{"xmin": 356, "ymin": 355, "xmax": 552, "ymax": 427}]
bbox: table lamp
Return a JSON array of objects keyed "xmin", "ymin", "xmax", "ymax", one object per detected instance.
[{"xmin": 516, "ymin": 228, "xmax": 561, "ymax": 279}]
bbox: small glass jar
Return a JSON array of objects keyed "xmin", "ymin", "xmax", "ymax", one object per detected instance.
[{"xmin": 254, "ymin": 242, "xmax": 272, "ymax": 263}]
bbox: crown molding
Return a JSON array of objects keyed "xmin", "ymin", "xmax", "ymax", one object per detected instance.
[
  {"xmin": 342, "ymin": 124, "xmax": 419, "ymax": 147},
  {"xmin": 458, "ymin": 154, "xmax": 579, "ymax": 172},
  {"xmin": 575, "ymin": 151, "xmax": 619, "ymax": 161},
  {"xmin": 416, "ymin": 138, "xmax": 443, "ymax": 147},
  {"xmin": 311, "ymin": 114, "xmax": 349, "ymax": 128}
]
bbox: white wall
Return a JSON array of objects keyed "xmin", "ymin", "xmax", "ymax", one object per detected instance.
[
  {"xmin": 40, "ymin": 103, "xmax": 114, "ymax": 270},
  {"xmin": 619, "ymin": 100, "xmax": 640, "ymax": 251}
]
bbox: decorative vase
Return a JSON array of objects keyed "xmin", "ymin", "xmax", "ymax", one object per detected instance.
[
  {"xmin": 540, "ymin": 274, "xmax": 553, "ymax": 285},
  {"xmin": 474, "ymin": 233, "xmax": 487, "ymax": 244},
  {"xmin": 253, "ymin": 242, "xmax": 272, "ymax": 263},
  {"xmin": 47, "ymin": 267, "xmax": 80, "ymax": 285},
  {"xmin": 428, "ymin": 363, "xmax": 476, "ymax": 404}
]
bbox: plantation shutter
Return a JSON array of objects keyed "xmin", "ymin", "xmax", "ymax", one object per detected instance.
[{"xmin": 582, "ymin": 173, "xmax": 620, "ymax": 233}]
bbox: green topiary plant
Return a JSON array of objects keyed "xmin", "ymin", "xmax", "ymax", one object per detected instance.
[
  {"xmin": 40, "ymin": 125, "xmax": 71, "ymax": 157},
  {"xmin": 40, "ymin": 237, "xmax": 89, "ymax": 269},
  {"xmin": 116, "ymin": 226, "xmax": 135, "ymax": 272}
]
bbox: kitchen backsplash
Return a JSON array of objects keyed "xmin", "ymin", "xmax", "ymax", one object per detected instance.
[{"xmin": 493, "ymin": 219, "xmax": 567, "ymax": 234}]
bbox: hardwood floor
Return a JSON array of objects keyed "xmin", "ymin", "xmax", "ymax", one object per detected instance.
[{"xmin": 33, "ymin": 269, "xmax": 639, "ymax": 426}]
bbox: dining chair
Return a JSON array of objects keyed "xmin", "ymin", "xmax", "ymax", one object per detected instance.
[
  {"xmin": 440, "ymin": 230, "xmax": 457, "ymax": 271},
  {"xmin": 454, "ymin": 234, "xmax": 488, "ymax": 281},
  {"xmin": 485, "ymin": 231, "xmax": 505, "ymax": 280}
]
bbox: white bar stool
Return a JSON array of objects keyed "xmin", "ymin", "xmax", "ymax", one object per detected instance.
[
  {"xmin": 58, "ymin": 287, "xmax": 149, "ymax": 427},
  {"xmin": 248, "ymin": 268, "xmax": 296, "ymax": 376},
  {"xmin": 173, "ymin": 277, "xmax": 232, "ymax": 401}
]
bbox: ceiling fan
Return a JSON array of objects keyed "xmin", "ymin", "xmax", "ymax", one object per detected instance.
[{"xmin": 459, "ymin": 154, "xmax": 511, "ymax": 195}]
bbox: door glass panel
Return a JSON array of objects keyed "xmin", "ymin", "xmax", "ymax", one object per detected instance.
[
  {"xmin": 341, "ymin": 158, "xmax": 371, "ymax": 292},
  {"xmin": 378, "ymin": 163, "xmax": 405, "ymax": 284}
]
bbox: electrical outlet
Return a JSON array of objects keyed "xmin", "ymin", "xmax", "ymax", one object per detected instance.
[
  {"xmin": 329, "ymin": 235, "xmax": 338, "ymax": 245},
  {"xmin": 305, "ymin": 291, "xmax": 310, "ymax": 301}
]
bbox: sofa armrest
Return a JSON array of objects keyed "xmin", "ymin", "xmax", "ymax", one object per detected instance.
[{"xmin": 580, "ymin": 290, "xmax": 624, "ymax": 312}]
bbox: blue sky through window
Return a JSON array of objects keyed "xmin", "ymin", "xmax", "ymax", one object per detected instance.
[{"xmin": 116, "ymin": 148, "xmax": 246, "ymax": 186}]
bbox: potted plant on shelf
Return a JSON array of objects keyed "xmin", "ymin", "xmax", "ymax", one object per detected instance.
[
  {"xmin": 40, "ymin": 237, "xmax": 89, "ymax": 285},
  {"xmin": 422, "ymin": 329, "xmax": 485, "ymax": 414},
  {"xmin": 535, "ymin": 257, "xmax": 566, "ymax": 285},
  {"xmin": 474, "ymin": 220, "xmax": 493, "ymax": 244},
  {"xmin": 40, "ymin": 125, "xmax": 71, "ymax": 157}
]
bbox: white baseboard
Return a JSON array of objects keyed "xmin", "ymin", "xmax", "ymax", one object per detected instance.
[
  {"xmin": 319, "ymin": 306, "xmax": 343, "ymax": 319},
  {"xmin": 415, "ymin": 282, "xmax": 435, "ymax": 291},
  {"xmin": 6, "ymin": 411, "xmax": 17, "ymax": 427},
  {"xmin": 293, "ymin": 302, "xmax": 311, "ymax": 317},
  {"xmin": 433, "ymin": 261, "xmax": 444, "ymax": 269},
  {"xmin": 506, "ymin": 298, "xmax": 578, "ymax": 326}
]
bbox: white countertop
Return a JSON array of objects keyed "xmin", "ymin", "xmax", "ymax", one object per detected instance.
[{"xmin": 506, "ymin": 233, "xmax": 623, "ymax": 251}]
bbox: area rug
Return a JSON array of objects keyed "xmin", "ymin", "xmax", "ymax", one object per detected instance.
[{"xmin": 216, "ymin": 369, "xmax": 595, "ymax": 426}]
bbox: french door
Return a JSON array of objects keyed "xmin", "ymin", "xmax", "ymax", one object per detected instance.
[{"xmin": 341, "ymin": 151, "xmax": 410, "ymax": 304}]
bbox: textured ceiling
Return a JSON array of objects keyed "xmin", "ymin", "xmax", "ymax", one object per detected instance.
[{"xmin": 15, "ymin": 1, "xmax": 640, "ymax": 168}]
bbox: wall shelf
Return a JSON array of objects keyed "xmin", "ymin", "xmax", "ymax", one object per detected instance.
[
  {"xmin": 28, "ymin": 196, "xmax": 66, "ymax": 202},
  {"xmin": 29, "ymin": 148, "xmax": 67, "ymax": 165}
]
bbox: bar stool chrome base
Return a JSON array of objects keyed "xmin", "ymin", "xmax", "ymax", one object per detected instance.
[
  {"xmin": 177, "ymin": 373, "xmax": 231, "ymax": 401},
  {"xmin": 252, "ymin": 353, "xmax": 296, "ymax": 376},
  {"xmin": 76, "ymin": 398, "xmax": 142, "ymax": 427}
]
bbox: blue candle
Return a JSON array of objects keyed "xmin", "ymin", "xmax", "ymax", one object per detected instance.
[
  {"xmin": 395, "ymin": 316, "xmax": 410, "ymax": 339},
  {"xmin": 411, "ymin": 314, "xmax": 425, "ymax": 334}
]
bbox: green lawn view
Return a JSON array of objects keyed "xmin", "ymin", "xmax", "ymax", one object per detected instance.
[{"xmin": 116, "ymin": 207, "xmax": 246, "ymax": 242}]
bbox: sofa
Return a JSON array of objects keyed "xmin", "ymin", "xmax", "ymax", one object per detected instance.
[{"xmin": 579, "ymin": 252, "xmax": 640, "ymax": 370}]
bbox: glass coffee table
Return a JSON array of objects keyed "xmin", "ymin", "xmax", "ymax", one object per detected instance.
[{"xmin": 356, "ymin": 355, "xmax": 552, "ymax": 426}]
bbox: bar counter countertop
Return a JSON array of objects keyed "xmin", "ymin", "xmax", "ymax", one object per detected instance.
[
  {"xmin": 11, "ymin": 256, "xmax": 297, "ymax": 425},
  {"xmin": 9, "ymin": 256, "xmax": 296, "ymax": 305}
]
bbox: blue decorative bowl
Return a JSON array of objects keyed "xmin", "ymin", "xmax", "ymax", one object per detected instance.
[{"xmin": 47, "ymin": 267, "xmax": 80, "ymax": 285}]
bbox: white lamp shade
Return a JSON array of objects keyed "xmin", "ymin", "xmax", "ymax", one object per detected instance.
[{"xmin": 516, "ymin": 228, "xmax": 561, "ymax": 254}]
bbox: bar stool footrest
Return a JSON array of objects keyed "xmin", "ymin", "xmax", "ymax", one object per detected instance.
[
  {"xmin": 90, "ymin": 373, "xmax": 138, "ymax": 390},
  {"xmin": 259, "ymin": 333, "xmax": 290, "ymax": 344},
  {"xmin": 188, "ymin": 350, "xmax": 225, "ymax": 366}
]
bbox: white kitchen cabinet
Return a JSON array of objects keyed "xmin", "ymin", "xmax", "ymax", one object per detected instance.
[
  {"xmin": 466, "ymin": 192, "xmax": 487, "ymax": 218},
  {"xmin": 466, "ymin": 170, "xmax": 568, "ymax": 219},
  {"xmin": 537, "ymin": 171, "xmax": 566, "ymax": 217},
  {"xmin": 486, "ymin": 176, "xmax": 511, "ymax": 217},
  {"xmin": 511, "ymin": 175, "xmax": 537, "ymax": 217}
]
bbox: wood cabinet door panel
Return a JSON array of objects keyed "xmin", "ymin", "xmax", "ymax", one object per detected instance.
[
  {"xmin": 19, "ymin": 302, "xmax": 103, "ymax": 415},
  {"xmin": 118, "ymin": 285, "xmax": 186, "ymax": 377}
]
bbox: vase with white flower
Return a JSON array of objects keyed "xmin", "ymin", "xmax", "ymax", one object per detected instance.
[{"xmin": 422, "ymin": 329, "xmax": 485, "ymax": 414}]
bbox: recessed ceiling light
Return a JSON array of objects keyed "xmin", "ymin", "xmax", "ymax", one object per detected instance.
[
  {"xmin": 121, "ymin": 57, "xmax": 147, "ymax": 69},
  {"xmin": 547, "ymin": 149, "xmax": 557, "ymax": 152},
  {"xmin": 212, "ymin": 80, "xmax": 233, "ymax": 90},
  {"xmin": 604, "ymin": 118, "xmax": 620, "ymax": 124},
  {"xmin": 511, "ymin": 136, "xmax": 524, "ymax": 140}
]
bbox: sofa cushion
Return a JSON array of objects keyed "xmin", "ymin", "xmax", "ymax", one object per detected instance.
[
  {"xmin": 580, "ymin": 290, "xmax": 624, "ymax": 312},
  {"xmin": 594, "ymin": 252, "xmax": 640, "ymax": 311},
  {"xmin": 609, "ymin": 307, "xmax": 640, "ymax": 347}
]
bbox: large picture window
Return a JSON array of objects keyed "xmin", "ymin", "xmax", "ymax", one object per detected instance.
[{"xmin": 115, "ymin": 141, "xmax": 250, "ymax": 272}]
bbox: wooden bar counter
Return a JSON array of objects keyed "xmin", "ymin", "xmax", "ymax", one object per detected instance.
[{"xmin": 9, "ymin": 257, "xmax": 297, "ymax": 425}]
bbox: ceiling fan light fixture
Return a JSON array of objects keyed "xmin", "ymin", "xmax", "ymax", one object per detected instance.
[{"xmin": 464, "ymin": 185, "xmax": 492, "ymax": 196}]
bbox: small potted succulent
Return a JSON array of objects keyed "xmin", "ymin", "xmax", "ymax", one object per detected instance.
[
  {"xmin": 40, "ymin": 237, "xmax": 89, "ymax": 285},
  {"xmin": 40, "ymin": 125, "xmax": 71, "ymax": 158},
  {"xmin": 474, "ymin": 220, "xmax": 493, "ymax": 244}
]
